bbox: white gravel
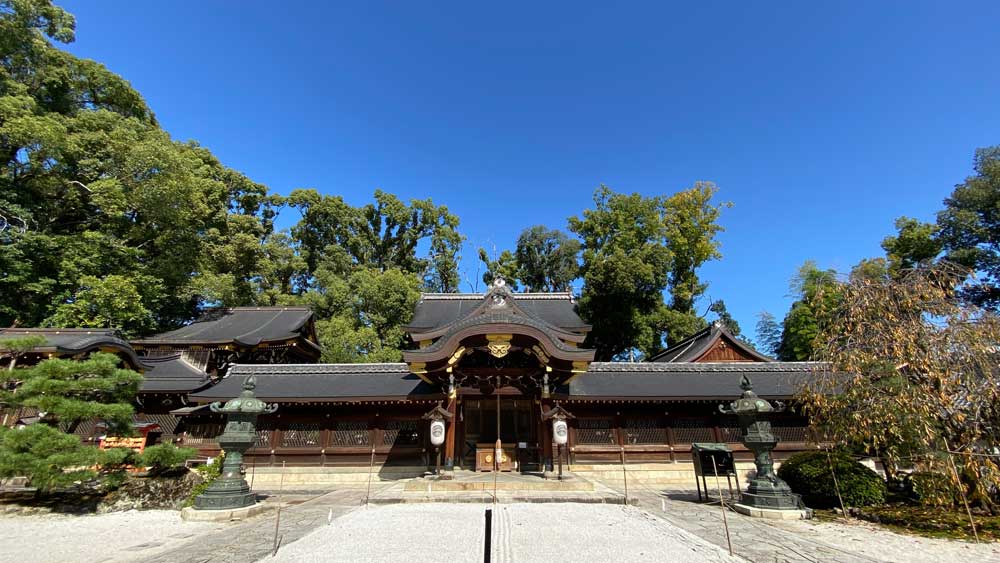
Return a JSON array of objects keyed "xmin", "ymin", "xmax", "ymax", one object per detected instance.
[
  {"xmin": 0, "ymin": 510, "xmax": 224, "ymax": 563},
  {"xmin": 775, "ymin": 517, "xmax": 1000, "ymax": 563},
  {"xmin": 268, "ymin": 503, "xmax": 741, "ymax": 563}
]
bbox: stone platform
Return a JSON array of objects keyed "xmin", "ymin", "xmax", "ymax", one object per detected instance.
[
  {"xmin": 372, "ymin": 470, "xmax": 627, "ymax": 504},
  {"xmin": 403, "ymin": 470, "xmax": 594, "ymax": 492}
]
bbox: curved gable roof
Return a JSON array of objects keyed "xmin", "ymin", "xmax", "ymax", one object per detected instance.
[
  {"xmin": 648, "ymin": 322, "xmax": 773, "ymax": 363},
  {"xmin": 133, "ymin": 307, "xmax": 318, "ymax": 351}
]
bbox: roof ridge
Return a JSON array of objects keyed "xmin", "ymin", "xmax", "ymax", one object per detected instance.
[
  {"xmin": 589, "ymin": 361, "xmax": 828, "ymax": 373},
  {"xmin": 420, "ymin": 292, "xmax": 574, "ymax": 301}
]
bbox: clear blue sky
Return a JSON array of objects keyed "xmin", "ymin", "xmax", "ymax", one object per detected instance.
[{"xmin": 60, "ymin": 1, "xmax": 1000, "ymax": 340}]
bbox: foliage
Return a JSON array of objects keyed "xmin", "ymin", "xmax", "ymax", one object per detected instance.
[
  {"xmin": 754, "ymin": 311, "xmax": 782, "ymax": 357},
  {"xmin": 881, "ymin": 217, "xmax": 941, "ymax": 276},
  {"xmin": 287, "ymin": 188, "xmax": 463, "ymax": 292},
  {"xmin": 0, "ymin": 0, "xmax": 282, "ymax": 331},
  {"xmin": 0, "ymin": 352, "xmax": 140, "ymax": 433},
  {"xmin": 513, "ymin": 226, "xmax": 580, "ymax": 292},
  {"xmin": 477, "ymin": 247, "xmax": 520, "ymax": 290},
  {"xmin": 777, "ymin": 451, "xmax": 887, "ymax": 508},
  {"xmin": 184, "ymin": 452, "xmax": 224, "ymax": 507},
  {"xmin": 0, "ymin": 335, "xmax": 46, "ymax": 372},
  {"xmin": 45, "ymin": 275, "xmax": 153, "ymax": 337},
  {"xmin": 800, "ymin": 263, "xmax": 1000, "ymax": 511},
  {"xmin": 137, "ymin": 443, "xmax": 196, "ymax": 475},
  {"xmin": 936, "ymin": 146, "xmax": 1000, "ymax": 307},
  {"xmin": 0, "ymin": 423, "xmax": 98, "ymax": 493},
  {"xmin": 855, "ymin": 504, "xmax": 1000, "ymax": 541},
  {"xmin": 707, "ymin": 300, "xmax": 741, "ymax": 336},
  {"xmin": 777, "ymin": 262, "xmax": 842, "ymax": 361},
  {"xmin": 307, "ymin": 267, "xmax": 422, "ymax": 363},
  {"xmin": 906, "ymin": 471, "xmax": 961, "ymax": 508},
  {"xmin": 569, "ymin": 183, "xmax": 728, "ymax": 360}
]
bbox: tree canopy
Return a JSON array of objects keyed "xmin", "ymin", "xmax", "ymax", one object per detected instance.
[{"xmin": 570, "ymin": 183, "xmax": 729, "ymax": 360}]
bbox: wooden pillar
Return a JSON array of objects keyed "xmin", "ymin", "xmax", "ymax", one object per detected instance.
[
  {"xmin": 444, "ymin": 397, "xmax": 457, "ymax": 469},
  {"xmin": 540, "ymin": 397, "xmax": 554, "ymax": 476}
]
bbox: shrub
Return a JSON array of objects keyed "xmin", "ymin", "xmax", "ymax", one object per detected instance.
[
  {"xmin": 138, "ymin": 444, "xmax": 197, "ymax": 475},
  {"xmin": 184, "ymin": 452, "xmax": 225, "ymax": 507},
  {"xmin": 777, "ymin": 450, "xmax": 887, "ymax": 508},
  {"xmin": 0, "ymin": 424, "xmax": 100, "ymax": 493},
  {"xmin": 907, "ymin": 471, "xmax": 960, "ymax": 507}
]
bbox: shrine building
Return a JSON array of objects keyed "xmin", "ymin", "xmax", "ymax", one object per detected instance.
[{"xmin": 1, "ymin": 281, "xmax": 822, "ymax": 484}]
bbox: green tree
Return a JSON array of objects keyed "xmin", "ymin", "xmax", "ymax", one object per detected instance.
[
  {"xmin": 777, "ymin": 262, "xmax": 842, "ymax": 361},
  {"xmin": 0, "ymin": 423, "xmax": 100, "ymax": 493},
  {"xmin": 570, "ymin": 184, "xmax": 728, "ymax": 360},
  {"xmin": 707, "ymin": 300, "xmax": 741, "ymax": 337},
  {"xmin": 0, "ymin": 352, "xmax": 141, "ymax": 434},
  {"xmin": 881, "ymin": 217, "xmax": 941, "ymax": 276},
  {"xmin": 288, "ymin": 188, "xmax": 463, "ymax": 291},
  {"xmin": 0, "ymin": 335, "xmax": 46, "ymax": 370},
  {"xmin": 477, "ymin": 247, "xmax": 520, "ymax": 291},
  {"xmin": 513, "ymin": 226, "xmax": 580, "ymax": 292},
  {"xmin": 45, "ymin": 275, "xmax": 154, "ymax": 337},
  {"xmin": 936, "ymin": 146, "xmax": 1000, "ymax": 307},
  {"xmin": 0, "ymin": 0, "xmax": 282, "ymax": 331},
  {"xmin": 754, "ymin": 311, "xmax": 782, "ymax": 357}
]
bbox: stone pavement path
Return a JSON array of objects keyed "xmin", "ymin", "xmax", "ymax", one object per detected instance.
[{"xmin": 137, "ymin": 486, "xmax": 388, "ymax": 563}]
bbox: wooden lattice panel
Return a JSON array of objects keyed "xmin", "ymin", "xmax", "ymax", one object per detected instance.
[
  {"xmin": 671, "ymin": 419, "xmax": 714, "ymax": 444},
  {"xmin": 575, "ymin": 418, "xmax": 617, "ymax": 445},
  {"xmin": 331, "ymin": 421, "xmax": 370, "ymax": 446},
  {"xmin": 280, "ymin": 423, "xmax": 322, "ymax": 447},
  {"xmin": 383, "ymin": 420, "xmax": 421, "ymax": 446},
  {"xmin": 624, "ymin": 417, "xmax": 665, "ymax": 445}
]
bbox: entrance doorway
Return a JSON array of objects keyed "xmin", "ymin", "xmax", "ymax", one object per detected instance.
[{"xmin": 460, "ymin": 398, "xmax": 540, "ymax": 472}]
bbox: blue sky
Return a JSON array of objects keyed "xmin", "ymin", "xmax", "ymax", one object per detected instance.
[{"xmin": 60, "ymin": 1, "xmax": 1000, "ymax": 341}]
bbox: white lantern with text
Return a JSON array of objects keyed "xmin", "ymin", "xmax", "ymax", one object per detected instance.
[{"xmin": 430, "ymin": 419, "xmax": 446, "ymax": 446}]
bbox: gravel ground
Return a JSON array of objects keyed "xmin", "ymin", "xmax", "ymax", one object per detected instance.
[
  {"xmin": 772, "ymin": 517, "xmax": 1000, "ymax": 562},
  {"xmin": 268, "ymin": 503, "xmax": 742, "ymax": 563},
  {"xmin": 0, "ymin": 510, "xmax": 224, "ymax": 563}
]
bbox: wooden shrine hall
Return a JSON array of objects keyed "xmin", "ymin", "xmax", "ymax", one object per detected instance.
[{"xmin": 177, "ymin": 280, "xmax": 820, "ymax": 475}]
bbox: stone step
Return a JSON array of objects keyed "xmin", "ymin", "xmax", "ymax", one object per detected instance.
[{"xmin": 403, "ymin": 479, "xmax": 594, "ymax": 493}]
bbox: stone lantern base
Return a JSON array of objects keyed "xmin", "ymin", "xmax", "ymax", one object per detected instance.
[{"xmin": 733, "ymin": 503, "xmax": 812, "ymax": 520}]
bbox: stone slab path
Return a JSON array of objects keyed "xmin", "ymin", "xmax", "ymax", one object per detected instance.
[
  {"xmin": 136, "ymin": 486, "xmax": 386, "ymax": 563},
  {"xmin": 268, "ymin": 503, "xmax": 741, "ymax": 563}
]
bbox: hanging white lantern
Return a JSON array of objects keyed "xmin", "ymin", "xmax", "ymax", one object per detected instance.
[
  {"xmin": 429, "ymin": 419, "xmax": 446, "ymax": 446},
  {"xmin": 553, "ymin": 419, "xmax": 568, "ymax": 445}
]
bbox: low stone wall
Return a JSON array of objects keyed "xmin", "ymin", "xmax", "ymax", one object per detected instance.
[
  {"xmin": 569, "ymin": 461, "xmax": 766, "ymax": 488},
  {"xmin": 246, "ymin": 465, "xmax": 426, "ymax": 491}
]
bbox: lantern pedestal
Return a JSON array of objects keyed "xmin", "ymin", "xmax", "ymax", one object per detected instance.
[
  {"xmin": 719, "ymin": 376, "xmax": 808, "ymax": 518},
  {"xmin": 192, "ymin": 375, "xmax": 277, "ymax": 512},
  {"xmin": 733, "ymin": 503, "xmax": 812, "ymax": 520}
]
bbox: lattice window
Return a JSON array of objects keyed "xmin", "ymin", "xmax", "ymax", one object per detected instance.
[
  {"xmin": 253, "ymin": 419, "xmax": 275, "ymax": 449},
  {"xmin": 772, "ymin": 423, "xmax": 809, "ymax": 443},
  {"xmin": 184, "ymin": 422, "xmax": 224, "ymax": 444},
  {"xmin": 383, "ymin": 420, "xmax": 421, "ymax": 447},
  {"xmin": 670, "ymin": 419, "xmax": 714, "ymax": 444},
  {"xmin": 281, "ymin": 423, "xmax": 322, "ymax": 447},
  {"xmin": 575, "ymin": 418, "xmax": 617, "ymax": 445},
  {"xmin": 717, "ymin": 420, "xmax": 742, "ymax": 443},
  {"xmin": 331, "ymin": 421, "xmax": 370, "ymax": 447},
  {"xmin": 624, "ymin": 417, "xmax": 665, "ymax": 445}
]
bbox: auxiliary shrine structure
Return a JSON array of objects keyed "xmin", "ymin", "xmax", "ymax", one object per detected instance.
[{"xmin": 1, "ymin": 280, "xmax": 820, "ymax": 482}]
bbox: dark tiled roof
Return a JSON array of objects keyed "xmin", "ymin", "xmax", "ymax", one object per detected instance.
[
  {"xmin": 406, "ymin": 293, "xmax": 589, "ymax": 333},
  {"xmin": 139, "ymin": 353, "xmax": 211, "ymax": 393},
  {"xmin": 648, "ymin": 322, "xmax": 773, "ymax": 363},
  {"xmin": 134, "ymin": 307, "xmax": 315, "ymax": 347},
  {"xmin": 0, "ymin": 328, "xmax": 143, "ymax": 368},
  {"xmin": 564, "ymin": 361, "xmax": 828, "ymax": 399},
  {"xmin": 190, "ymin": 363, "xmax": 440, "ymax": 402}
]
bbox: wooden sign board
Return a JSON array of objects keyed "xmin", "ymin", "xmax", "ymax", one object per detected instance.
[{"xmin": 100, "ymin": 436, "xmax": 147, "ymax": 453}]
